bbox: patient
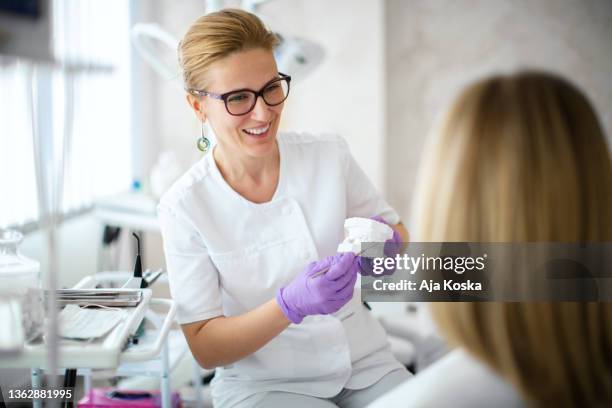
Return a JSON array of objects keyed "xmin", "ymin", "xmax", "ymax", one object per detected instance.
[{"xmin": 369, "ymin": 71, "xmax": 612, "ymax": 407}]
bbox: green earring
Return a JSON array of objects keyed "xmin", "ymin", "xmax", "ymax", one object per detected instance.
[{"xmin": 197, "ymin": 121, "xmax": 210, "ymax": 153}]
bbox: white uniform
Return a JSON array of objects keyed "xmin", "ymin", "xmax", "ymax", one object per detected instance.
[
  {"xmin": 158, "ymin": 133, "xmax": 405, "ymax": 407},
  {"xmin": 366, "ymin": 349, "xmax": 524, "ymax": 408}
]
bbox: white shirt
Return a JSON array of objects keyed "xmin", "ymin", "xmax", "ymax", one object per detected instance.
[
  {"xmin": 367, "ymin": 349, "xmax": 524, "ymax": 408},
  {"xmin": 158, "ymin": 133, "xmax": 405, "ymax": 407}
]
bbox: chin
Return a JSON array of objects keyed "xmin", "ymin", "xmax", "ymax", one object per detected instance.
[{"xmin": 245, "ymin": 137, "xmax": 277, "ymax": 158}]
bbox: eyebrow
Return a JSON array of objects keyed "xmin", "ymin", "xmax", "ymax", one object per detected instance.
[{"xmin": 226, "ymin": 74, "xmax": 280, "ymax": 94}]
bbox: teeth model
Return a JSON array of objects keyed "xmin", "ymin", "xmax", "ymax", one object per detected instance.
[
  {"xmin": 337, "ymin": 217, "xmax": 393, "ymax": 256},
  {"xmin": 309, "ymin": 217, "xmax": 394, "ymax": 280}
]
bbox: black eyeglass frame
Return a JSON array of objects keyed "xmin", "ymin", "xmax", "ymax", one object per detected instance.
[{"xmin": 188, "ymin": 72, "xmax": 292, "ymax": 116}]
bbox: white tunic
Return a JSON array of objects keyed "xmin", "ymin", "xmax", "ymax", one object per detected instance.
[
  {"xmin": 366, "ymin": 349, "xmax": 524, "ymax": 408},
  {"xmin": 157, "ymin": 133, "xmax": 404, "ymax": 407}
]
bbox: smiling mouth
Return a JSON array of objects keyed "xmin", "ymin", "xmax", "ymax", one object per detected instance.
[{"xmin": 243, "ymin": 123, "xmax": 271, "ymax": 136}]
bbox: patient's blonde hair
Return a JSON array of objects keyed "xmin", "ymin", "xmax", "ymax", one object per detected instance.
[
  {"xmin": 178, "ymin": 8, "xmax": 279, "ymax": 90},
  {"xmin": 412, "ymin": 71, "xmax": 612, "ymax": 407}
]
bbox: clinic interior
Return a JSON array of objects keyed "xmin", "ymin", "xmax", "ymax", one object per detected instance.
[{"xmin": 1, "ymin": 0, "xmax": 611, "ymax": 407}]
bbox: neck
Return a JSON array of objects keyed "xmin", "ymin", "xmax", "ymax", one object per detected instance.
[{"xmin": 213, "ymin": 142, "xmax": 280, "ymax": 185}]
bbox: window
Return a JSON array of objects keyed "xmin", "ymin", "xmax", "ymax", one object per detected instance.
[
  {"xmin": 0, "ymin": 0, "xmax": 132, "ymax": 228},
  {"xmin": 0, "ymin": 61, "xmax": 39, "ymax": 226}
]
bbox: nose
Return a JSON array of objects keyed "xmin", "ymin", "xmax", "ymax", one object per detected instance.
[{"xmin": 250, "ymin": 95, "xmax": 273, "ymax": 120}]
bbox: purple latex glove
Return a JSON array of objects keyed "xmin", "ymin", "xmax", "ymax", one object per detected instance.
[
  {"xmin": 358, "ymin": 215, "xmax": 403, "ymax": 277},
  {"xmin": 276, "ymin": 252, "xmax": 359, "ymax": 324}
]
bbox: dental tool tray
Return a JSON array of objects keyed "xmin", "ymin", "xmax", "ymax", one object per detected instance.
[
  {"xmin": 50, "ymin": 288, "xmax": 143, "ymax": 307},
  {"xmin": 2, "ymin": 288, "xmax": 152, "ymax": 369}
]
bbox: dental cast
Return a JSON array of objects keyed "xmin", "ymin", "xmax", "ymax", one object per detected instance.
[{"xmin": 337, "ymin": 217, "xmax": 394, "ymax": 254}]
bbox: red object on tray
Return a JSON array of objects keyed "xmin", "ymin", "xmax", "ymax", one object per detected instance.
[{"xmin": 78, "ymin": 388, "xmax": 181, "ymax": 408}]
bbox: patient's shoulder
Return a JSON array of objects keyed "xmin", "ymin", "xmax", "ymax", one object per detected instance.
[{"xmin": 368, "ymin": 349, "xmax": 524, "ymax": 408}]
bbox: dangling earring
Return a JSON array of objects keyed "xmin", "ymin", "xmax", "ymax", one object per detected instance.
[{"xmin": 197, "ymin": 120, "xmax": 211, "ymax": 153}]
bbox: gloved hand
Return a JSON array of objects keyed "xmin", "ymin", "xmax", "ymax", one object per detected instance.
[
  {"xmin": 358, "ymin": 215, "xmax": 403, "ymax": 276},
  {"xmin": 276, "ymin": 252, "xmax": 359, "ymax": 324}
]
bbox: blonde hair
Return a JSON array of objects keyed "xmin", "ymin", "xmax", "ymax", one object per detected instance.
[
  {"xmin": 412, "ymin": 71, "xmax": 612, "ymax": 407},
  {"xmin": 178, "ymin": 8, "xmax": 279, "ymax": 90}
]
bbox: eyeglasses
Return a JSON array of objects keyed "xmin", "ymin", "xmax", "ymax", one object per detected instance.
[{"xmin": 189, "ymin": 73, "xmax": 291, "ymax": 116}]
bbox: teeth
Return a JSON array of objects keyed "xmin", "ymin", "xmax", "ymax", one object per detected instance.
[{"xmin": 244, "ymin": 124, "xmax": 270, "ymax": 135}]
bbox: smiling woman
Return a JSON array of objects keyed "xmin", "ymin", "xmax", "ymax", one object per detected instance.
[
  {"xmin": 188, "ymin": 48, "xmax": 287, "ymax": 163},
  {"xmin": 157, "ymin": 8, "xmax": 410, "ymax": 408}
]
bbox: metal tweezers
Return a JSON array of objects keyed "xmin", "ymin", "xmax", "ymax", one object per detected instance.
[{"xmin": 311, "ymin": 243, "xmax": 378, "ymax": 278}]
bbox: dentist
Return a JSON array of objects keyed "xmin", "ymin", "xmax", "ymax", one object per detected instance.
[{"xmin": 157, "ymin": 9, "xmax": 410, "ymax": 407}]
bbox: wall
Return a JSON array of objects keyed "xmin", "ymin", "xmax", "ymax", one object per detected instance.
[
  {"xmin": 385, "ymin": 0, "xmax": 612, "ymax": 226},
  {"xmin": 150, "ymin": 1, "xmax": 208, "ymax": 171},
  {"xmin": 131, "ymin": 0, "xmax": 160, "ymax": 187},
  {"xmin": 20, "ymin": 215, "xmax": 101, "ymax": 288},
  {"xmin": 261, "ymin": 0, "xmax": 386, "ymax": 188}
]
